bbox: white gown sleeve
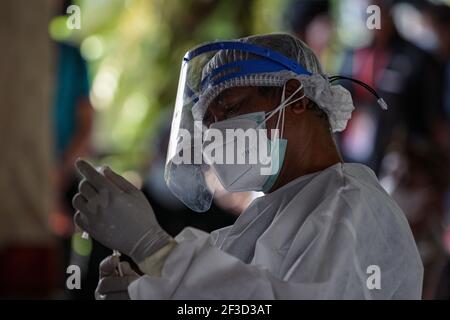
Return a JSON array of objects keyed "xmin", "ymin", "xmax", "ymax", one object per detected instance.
[{"xmin": 128, "ymin": 227, "xmax": 305, "ymax": 299}]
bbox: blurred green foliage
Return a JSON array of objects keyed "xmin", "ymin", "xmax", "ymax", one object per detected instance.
[{"xmin": 51, "ymin": 0, "xmax": 286, "ymax": 173}]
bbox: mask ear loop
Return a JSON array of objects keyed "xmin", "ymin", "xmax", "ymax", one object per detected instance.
[
  {"xmin": 261, "ymin": 82, "xmax": 305, "ymax": 128},
  {"xmin": 281, "ymin": 100, "xmax": 286, "ymax": 138},
  {"xmin": 277, "ymin": 85, "xmax": 304, "ymax": 139},
  {"xmin": 274, "ymin": 85, "xmax": 286, "ymax": 140}
]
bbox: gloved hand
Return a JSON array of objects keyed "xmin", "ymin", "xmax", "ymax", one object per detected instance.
[
  {"xmin": 72, "ymin": 159, "xmax": 172, "ymax": 263},
  {"xmin": 95, "ymin": 255, "xmax": 139, "ymax": 300}
]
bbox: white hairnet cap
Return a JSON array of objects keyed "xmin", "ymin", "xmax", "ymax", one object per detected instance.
[{"xmin": 197, "ymin": 33, "xmax": 355, "ymax": 132}]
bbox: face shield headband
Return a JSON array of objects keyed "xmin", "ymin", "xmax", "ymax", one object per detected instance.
[{"xmin": 183, "ymin": 41, "xmax": 312, "ymax": 104}]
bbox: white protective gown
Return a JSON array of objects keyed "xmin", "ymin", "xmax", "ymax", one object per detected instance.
[{"xmin": 129, "ymin": 163, "xmax": 423, "ymax": 299}]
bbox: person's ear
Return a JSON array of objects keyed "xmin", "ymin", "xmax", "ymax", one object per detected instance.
[{"xmin": 284, "ymin": 79, "xmax": 307, "ymax": 115}]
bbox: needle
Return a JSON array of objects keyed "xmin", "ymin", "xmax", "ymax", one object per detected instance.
[
  {"xmin": 112, "ymin": 250, "xmax": 124, "ymax": 277},
  {"xmin": 81, "ymin": 232, "xmax": 123, "ymax": 276}
]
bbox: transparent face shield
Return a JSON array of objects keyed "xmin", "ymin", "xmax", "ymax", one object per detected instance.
[{"xmin": 164, "ymin": 41, "xmax": 312, "ymax": 212}]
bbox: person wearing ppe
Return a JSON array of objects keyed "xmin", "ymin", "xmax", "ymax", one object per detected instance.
[{"xmin": 73, "ymin": 34, "xmax": 423, "ymax": 299}]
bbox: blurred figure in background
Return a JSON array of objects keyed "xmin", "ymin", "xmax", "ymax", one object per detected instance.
[
  {"xmin": 338, "ymin": 0, "xmax": 450, "ymax": 299},
  {"xmin": 422, "ymin": 2, "xmax": 450, "ymax": 155},
  {"xmin": 51, "ymin": 39, "xmax": 93, "ymax": 239},
  {"xmin": 49, "ymin": 0, "xmax": 96, "ymax": 299},
  {"xmin": 284, "ymin": 0, "xmax": 336, "ymax": 72},
  {"xmin": 0, "ymin": 0, "xmax": 58, "ymax": 298},
  {"xmin": 338, "ymin": 0, "xmax": 444, "ymax": 173},
  {"xmin": 422, "ymin": 1, "xmax": 450, "ymax": 300},
  {"xmin": 51, "ymin": 40, "xmax": 95, "ymax": 298},
  {"xmin": 379, "ymin": 140, "xmax": 450, "ymax": 299}
]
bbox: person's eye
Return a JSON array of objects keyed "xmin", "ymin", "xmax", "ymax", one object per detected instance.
[
  {"xmin": 226, "ymin": 106, "xmax": 237, "ymax": 116},
  {"xmin": 225, "ymin": 102, "xmax": 242, "ymax": 117}
]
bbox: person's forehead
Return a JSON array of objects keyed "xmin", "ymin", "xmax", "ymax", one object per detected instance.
[{"xmin": 209, "ymin": 86, "xmax": 256, "ymax": 107}]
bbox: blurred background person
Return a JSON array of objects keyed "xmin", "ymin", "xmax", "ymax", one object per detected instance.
[
  {"xmin": 422, "ymin": 1, "xmax": 450, "ymax": 299},
  {"xmin": 423, "ymin": 2, "xmax": 450, "ymax": 128},
  {"xmin": 51, "ymin": 6, "xmax": 93, "ymax": 240},
  {"xmin": 335, "ymin": 0, "xmax": 450, "ymax": 299},
  {"xmin": 379, "ymin": 140, "xmax": 450, "ymax": 299},
  {"xmin": 337, "ymin": 0, "xmax": 445, "ymax": 173},
  {"xmin": 50, "ymin": 0, "xmax": 96, "ymax": 299},
  {"xmin": 283, "ymin": 0, "xmax": 337, "ymax": 72},
  {"xmin": 51, "ymin": 40, "xmax": 97, "ymax": 299},
  {"xmin": 424, "ymin": 3, "xmax": 450, "ymax": 154},
  {"xmin": 0, "ymin": 0, "xmax": 58, "ymax": 298}
]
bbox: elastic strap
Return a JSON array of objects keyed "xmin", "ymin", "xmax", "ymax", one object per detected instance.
[{"xmin": 261, "ymin": 83, "xmax": 305, "ymax": 128}]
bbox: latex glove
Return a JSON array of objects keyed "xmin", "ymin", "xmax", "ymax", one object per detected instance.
[
  {"xmin": 95, "ymin": 255, "xmax": 139, "ymax": 300},
  {"xmin": 72, "ymin": 159, "xmax": 171, "ymax": 263}
]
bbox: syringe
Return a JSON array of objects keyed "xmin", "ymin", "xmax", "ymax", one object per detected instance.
[
  {"xmin": 112, "ymin": 250, "xmax": 124, "ymax": 277},
  {"xmin": 81, "ymin": 231, "xmax": 123, "ymax": 277}
]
